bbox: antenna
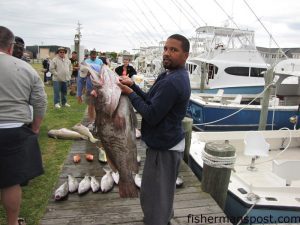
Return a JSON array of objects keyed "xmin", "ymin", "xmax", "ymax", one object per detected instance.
[
  {"xmin": 170, "ymin": 0, "xmax": 197, "ymax": 29},
  {"xmin": 243, "ymin": 0, "xmax": 288, "ymax": 59},
  {"xmin": 153, "ymin": 0, "xmax": 185, "ymax": 34},
  {"xmin": 183, "ymin": 0, "xmax": 207, "ymax": 26},
  {"xmin": 76, "ymin": 21, "xmax": 82, "ymax": 40},
  {"xmin": 141, "ymin": 0, "xmax": 168, "ymax": 36},
  {"xmin": 132, "ymin": 0, "xmax": 164, "ymax": 41}
]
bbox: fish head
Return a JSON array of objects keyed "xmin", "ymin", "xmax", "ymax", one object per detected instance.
[{"xmin": 81, "ymin": 63, "xmax": 121, "ymax": 116}]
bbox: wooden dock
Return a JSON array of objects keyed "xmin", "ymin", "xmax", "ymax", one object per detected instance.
[{"xmin": 40, "ymin": 128, "xmax": 232, "ymax": 225}]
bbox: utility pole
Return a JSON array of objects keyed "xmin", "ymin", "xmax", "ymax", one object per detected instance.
[{"xmin": 74, "ymin": 21, "xmax": 82, "ymax": 61}]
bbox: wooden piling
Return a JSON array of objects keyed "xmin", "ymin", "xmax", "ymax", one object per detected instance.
[
  {"xmin": 259, "ymin": 68, "xmax": 274, "ymax": 130},
  {"xmin": 201, "ymin": 141, "xmax": 235, "ymax": 210},
  {"xmin": 200, "ymin": 63, "xmax": 207, "ymax": 93},
  {"xmin": 182, "ymin": 117, "xmax": 193, "ymax": 164}
]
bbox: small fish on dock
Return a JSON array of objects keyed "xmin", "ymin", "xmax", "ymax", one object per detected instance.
[
  {"xmin": 90, "ymin": 176, "xmax": 100, "ymax": 193},
  {"xmin": 54, "ymin": 182, "xmax": 68, "ymax": 201},
  {"xmin": 72, "ymin": 123, "xmax": 99, "ymax": 143},
  {"xmin": 97, "ymin": 146, "xmax": 107, "ymax": 163},
  {"xmin": 78, "ymin": 175, "xmax": 91, "ymax": 195},
  {"xmin": 68, "ymin": 175, "xmax": 79, "ymax": 193},
  {"xmin": 101, "ymin": 168, "xmax": 114, "ymax": 193},
  {"xmin": 48, "ymin": 128, "xmax": 88, "ymax": 140},
  {"xmin": 134, "ymin": 174, "xmax": 142, "ymax": 189}
]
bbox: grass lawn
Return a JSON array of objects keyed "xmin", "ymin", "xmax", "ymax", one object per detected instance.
[{"xmin": 0, "ymin": 63, "xmax": 87, "ymax": 225}]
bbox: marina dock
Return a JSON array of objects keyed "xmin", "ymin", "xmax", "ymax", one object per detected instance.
[{"xmin": 40, "ymin": 116, "xmax": 232, "ymax": 225}]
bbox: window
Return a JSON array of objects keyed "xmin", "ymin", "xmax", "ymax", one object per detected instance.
[
  {"xmin": 225, "ymin": 67, "xmax": 250, "ymax": 76},
  {"xmin": 225, "ymin": 66, "xmax": 266, "ymax": 77},
  {"xmin": 250, "ymin": 67, "xmax": 267, "ymax": 77}
]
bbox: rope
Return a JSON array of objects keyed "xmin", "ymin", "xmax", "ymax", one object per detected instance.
[
  {"xmin": 236, "ymin": 201, "xmax": 258, "ymax": 225},
  {"xmin": 201, "ymin": 149, "xmax": 236, "ymax": 169},
  {"xmin": 193, "ymin": 83, "xmax": 274, "ymax": 126}
]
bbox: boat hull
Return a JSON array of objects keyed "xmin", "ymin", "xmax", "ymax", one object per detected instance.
[{"xmin": 187, "ymin": 99, "xmax": 300, "ymax": 131}]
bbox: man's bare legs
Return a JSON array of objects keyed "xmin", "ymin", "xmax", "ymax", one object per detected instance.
[{"xmin": 1, "ymin": 184, "xmax": 22, "ymax": 225}]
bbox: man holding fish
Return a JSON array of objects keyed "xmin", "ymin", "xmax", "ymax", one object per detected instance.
[{"xmin": 118, "ymin": 34, "xmax": 191, "ymax": 225}]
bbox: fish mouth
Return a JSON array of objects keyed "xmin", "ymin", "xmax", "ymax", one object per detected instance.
[{"xmin": 55, "ymin": 195, "xmax": 61, "ymax": 200}]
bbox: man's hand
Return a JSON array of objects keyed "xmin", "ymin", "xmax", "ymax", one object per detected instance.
[
  {"xmin": 119, "ymin": 76, "xmax": 134, "ymax": 87},
  {"xmin": 77, "ymin": 96, "xmax": 83, "ymax": 104},
  {"xmin": 118, "ymin": 83, "xmax": 133, "ymax": 95}
]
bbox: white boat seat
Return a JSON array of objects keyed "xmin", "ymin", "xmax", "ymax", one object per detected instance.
[
  {"xmin": 244, "ymin": 131, "xmax": 270, "ymax": 171},
  {"xmin": 209, "ymin": 89, "xmax": 224, "ymax": 102},
  {"xmin": 269, "ymin": 96, "xmax": 280, "ymax": 106},
  {"xmin": 227, "ymin": 94, "xmax": 242, "ymax": 105},
  {"xmin": 272, "ymin": 160, "xmax": 300, "ymax": 186}
]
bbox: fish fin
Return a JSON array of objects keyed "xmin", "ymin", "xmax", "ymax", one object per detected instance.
[
  {"xmin": 118, "ymin": 179, "xmax": 138, "ymax": 198},
  {"xmin": 89, "ymin": 136, "xmax": 99, "ymax": 143},
  {"xmin": 47, "ymin": 131, "xmax": 57, "ymax": 139},
  {"xmin": 106, "ymin": 154, "xmax": 118, "ymax": 172},
  {"xmin": 129, "ymin": 104, "xmax": 138, "ymax": 128}
]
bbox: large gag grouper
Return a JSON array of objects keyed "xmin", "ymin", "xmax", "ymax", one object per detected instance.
[{"xmin": 80, "ymin": 63, "xmax": 138, "ymax": 198}]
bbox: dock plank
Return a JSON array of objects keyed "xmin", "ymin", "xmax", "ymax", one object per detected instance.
[{"xmin": 40, "ymin": 119, "xmax": 231, "ymax": 225}]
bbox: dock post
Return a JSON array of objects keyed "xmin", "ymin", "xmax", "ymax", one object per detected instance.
[
  {"xmin": 200, "ymin": 63, "xmax": 207, "ymax": 93},
  {"xmin": 259, "ymin": 68, "xmax": 274, "ymax": 130},
  {"xmin": 201, "ymin": 141, "xmax": 235, "ymax": 209},
  {"xmin": 182, "ymin": 117, "xmax": 193, "ymax": 165}
]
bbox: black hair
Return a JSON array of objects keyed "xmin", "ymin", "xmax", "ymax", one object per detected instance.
[
  {"xmin": 90, "ymin": 50, "xmax": 97, "ymax": 55},
  {"xmin": 72, "ymin": 51, "xmax": 77, "ymax": 54},
  {"xmin": 168, "ymin": 34, "xmax": 190, "ymax": 53},
  {"xmin": 15, "ymin": 36, "xmax": 25, "ymax": 45}
]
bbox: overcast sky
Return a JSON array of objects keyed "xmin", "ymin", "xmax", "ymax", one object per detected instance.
[{"xmin": 1, "ymin": 0, "xmax": 300, "ymax": 53}]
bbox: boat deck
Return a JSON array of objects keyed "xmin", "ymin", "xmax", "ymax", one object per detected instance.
[{"xmin": 40, "ymin": 123, "xmax": 232, "ymax": 224}]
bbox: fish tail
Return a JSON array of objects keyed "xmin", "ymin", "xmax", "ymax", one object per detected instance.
[
  {"xmin": 89, "ymin": 136, "xmax": 99, "ymax": 143},
  {"xmin": 118, "ymin": 178, "xmax": 138, "ymax": 198}
]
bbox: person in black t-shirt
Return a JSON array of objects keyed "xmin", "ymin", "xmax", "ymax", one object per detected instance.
[
  {"xmin": 69, "ymin": 51, "xmax": 79, "ymax": 96},
  {"xmin": 115, "ymin": 58, "xmax": 137, "ymax": 78}
]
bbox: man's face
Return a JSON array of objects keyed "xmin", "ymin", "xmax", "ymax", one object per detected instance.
[
  {"xmin": 163, "ymin": 38, "xmax": 189, "ymax": 70},
  {"xmin": 12, "ymin": 42, "xmax": 24, "ymax": 59},
  {"xmin": 58, "ymin": 50, "xmax": 66, "ymax": 58},
  {"xmin": 71, "ymin": 53, "xmax": 77, "ymax": 60},
  {"xmin": 90, "ymin": 53, "xmax": 97, "ymax": 61}
]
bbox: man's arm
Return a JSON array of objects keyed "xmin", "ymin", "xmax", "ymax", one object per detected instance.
[
  {"xmin": 29, "ymin": 72, "xmax": 47, "ymax": 133},
  {"xmin": 49, "ymin": 59, "xmax": 57, "ymax": 76},
  {"xmin": 119, "ymin": 79, "xmax": 178, "ymax": 126}
]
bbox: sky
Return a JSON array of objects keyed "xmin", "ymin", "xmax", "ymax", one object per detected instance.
[{"xmin": 1, "ymin": 0, "xmax": 300, "ymax": 53}]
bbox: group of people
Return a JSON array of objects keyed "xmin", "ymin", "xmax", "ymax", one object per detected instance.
[{"xmin": 0, "ymin": 23, "xmax": 191, "ymax": 225}]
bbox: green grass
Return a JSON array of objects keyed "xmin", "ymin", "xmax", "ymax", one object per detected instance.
[{"xmin": 0, "ymin": 63, "xmax": 87, "ymax": 225}]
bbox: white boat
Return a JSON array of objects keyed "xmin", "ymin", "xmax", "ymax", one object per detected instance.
[
  {"xmin": 187, "ymin": 59, "xmax": 300, "ymax": 131},
  {"xmin": 189, "ymin": 129, "xmax": 300, "ymax": 224},
  {"xmin": 186, "ymin": 26, "xmax": 269, "ymax": 94}
]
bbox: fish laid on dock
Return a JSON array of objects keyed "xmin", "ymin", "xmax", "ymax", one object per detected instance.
[
  {"xmin": 112, "ymin": 171, "xmax": 119, "ymax": 184},
  {"xmin": 97, "ymin": 146, "xmax": 107, "ymax": 163},
  {"xmin": 82, "ymin": 63, "xmax": 139, "ymax": 198},
  {"xmin": 134, "ymin": 174, "xmax": 141, "ymax": 189},
  {"xmin": 90, "ymin": 176, "xmax": 100, "ymax": 193},
  {"xmin": 68, "ymin": 175, "xmax": 79, "ymax": 193},
  {"xmin": 78, "ymin": 175, "xmax": 91, "ymax": 195},
  {"xmin": 54, "ymin": 182, "xmax": 68, "ymax": 201},
  {"xmin": 72, "ymin": 123, "xmax": 99, "ymax": 143},
  {"xmin": 100, "ymin": 168, "xmax": 114, "ymax": 193},
  {"xmin": 48, "ymin": 128, "xmax": 88, "ymax": 140}
]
